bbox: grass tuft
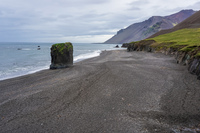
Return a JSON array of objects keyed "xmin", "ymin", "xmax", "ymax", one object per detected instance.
[{"xmin": 51, "ymin": 42, "xmax": 73, "ymax": 54}]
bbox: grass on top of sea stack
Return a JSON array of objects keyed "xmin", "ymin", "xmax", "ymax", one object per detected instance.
[{"xmin": 51, "ymin": 42, "xmax": 73, "ymax": 54}]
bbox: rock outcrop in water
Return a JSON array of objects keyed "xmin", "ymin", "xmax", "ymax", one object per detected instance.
[
  {"xmin": 50, "ymin": 42, "xmax": 73, "ymax": 69},
  {"xmin": 121, "ymin": 43, "xmax": 129, "ymax": 48}
]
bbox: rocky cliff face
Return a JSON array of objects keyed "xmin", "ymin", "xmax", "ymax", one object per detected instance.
[
  {"xmin": 188, "ymin": 59, "xmax": 200, "ymax": 80},
  {"xmin": 50, "ymin": 42, "xmax": 73, "ymax": 69},
  {"xmin": 104, "ymin": 10, "xmax": 196, "ymax": 44}
]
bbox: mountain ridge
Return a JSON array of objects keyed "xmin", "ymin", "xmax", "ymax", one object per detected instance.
[
  {"xmin": 149, "ymin": 10, "xmax": 200, "ymax": 38},
  {"xmin": 104, "ymin": 9, "xmax": 196, "ymax": 44}
]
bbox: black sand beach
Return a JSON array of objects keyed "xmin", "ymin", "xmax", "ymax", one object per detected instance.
[{"xmin": 0, "ymin": 50, "xmax": 200, "ymax": 133}]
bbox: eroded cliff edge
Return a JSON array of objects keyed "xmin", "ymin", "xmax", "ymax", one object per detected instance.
[{"xmin": 126, "ymin": 38, "xmax": 200, "ymax": 80}]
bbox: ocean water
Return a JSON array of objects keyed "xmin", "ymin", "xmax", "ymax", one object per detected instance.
[{"xmin": 0, "ymin": 42, "xmax": 121, "ymax": 81}]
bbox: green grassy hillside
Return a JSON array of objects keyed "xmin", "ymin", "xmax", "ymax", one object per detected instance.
[{"xmin": 147, "ymin": 28, "xmax": 200, "ymax": 56}]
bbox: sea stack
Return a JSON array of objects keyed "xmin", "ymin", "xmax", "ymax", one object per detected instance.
[{"xmin": 50, "ymin": 42, "xmax": 73, "ymax": 69}]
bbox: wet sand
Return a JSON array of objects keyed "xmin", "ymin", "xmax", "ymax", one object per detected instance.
[{"xmin": 0, "ymin": 50, "xmax": 200, "ymax": 133}]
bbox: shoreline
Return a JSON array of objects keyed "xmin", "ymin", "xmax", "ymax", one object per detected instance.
[
  {"xmin": 0, "ymin": 50, "xmax": 200, "ymax": 132},
  {"xmin": 0, "ymin": 48, "xmax": 125, "ymax": 81}
]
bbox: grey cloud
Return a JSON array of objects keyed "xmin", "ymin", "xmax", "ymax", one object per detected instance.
[
  {"xmin": 52, "ymin": 0, "xmax": 110, "ymax": 7},
  {"xmin": 0, "ymin": 0, "xmax": 199, "ymax": 43},
  {"xmin": 129, "ymin": 0, "xmax": 150, "ymax": 6},
  {"xmin": 84, "ymin": 0, "xmax": 110, "ymax": 4},
  {"xmin": 127, "ymin": 0, "xmax": 146, "ymax": 11},
  {"xmin": 0, "ymin": 0, "xmax": 151, "ymax": 42},
  {"xmin": 58, "ymin": 14, "xmax": 74, "ymax": 19},
  {"xmin": 79, "ymin": 12, "xmax": 108, "ymax": 20},
  {"xmin": 128, "ymin": 7, "xmax": 141, "ymax": 11}
]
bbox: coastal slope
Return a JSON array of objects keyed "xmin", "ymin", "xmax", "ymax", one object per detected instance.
[
  {"xmin": 0, "ymin": 50, "xmax": 200, "ymax": 132},
  {"xmin": 149, "ymin": 10, "xmax": 200, "ymax": 38},
  {"xmin": 104, "ymin": 10, "xmax": 195, "ymax": 44},
  {"xmin": 126, "ymin": 10, "xmax": 200, "ymax": 79}
]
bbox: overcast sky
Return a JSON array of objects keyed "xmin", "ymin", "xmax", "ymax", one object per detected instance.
[{"xmin": 0, "ymin": 0, "xmax": 199, "ymax": 43}]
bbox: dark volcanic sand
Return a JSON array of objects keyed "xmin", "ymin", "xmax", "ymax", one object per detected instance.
[{"xmin": 0, "ymin": 50, "xmax": 200, "ymax": 133}]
